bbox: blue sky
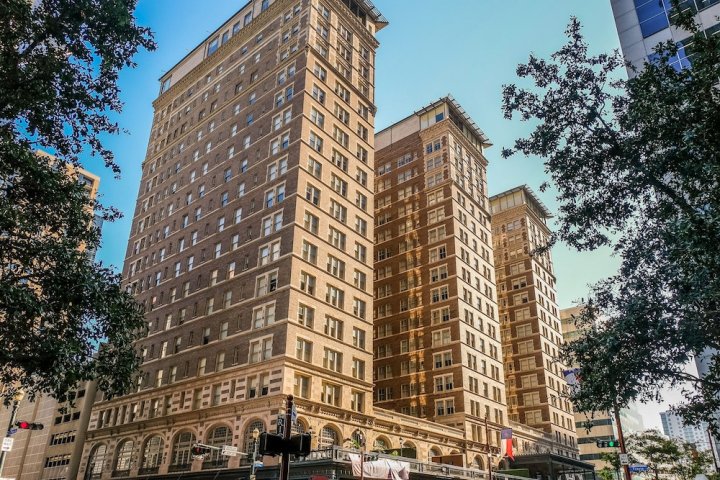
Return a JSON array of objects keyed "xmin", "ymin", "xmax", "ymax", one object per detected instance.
[{"xmin": 82, "ymin": 0, "xmax": 673, "ymax": 429}]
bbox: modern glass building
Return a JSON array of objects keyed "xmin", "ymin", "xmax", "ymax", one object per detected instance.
[{"xmin": 611, "ymin": 0, "xmax": 720, "ymax": 74}]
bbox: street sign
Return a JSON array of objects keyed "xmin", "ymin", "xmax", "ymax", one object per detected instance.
[
  {"xmin": 629, "ymin": 465, "xmax": 649, "ymax": 473},
  {"xmin": 221, "ymin": 445, "xmax": 239, "ymax": 457},
  {"xmin": 8, "ymin": 428, "xmax": 17, "ymax": 435},
  {"xmin": 2, "ymin": 437, "xmax": 14, "ymax": 452},
  {"xmin": 619, "ymin": 453, "xmax": 630, "ymax": 466},
  {"xmin": 276, "ymin": 415, "xmax": 285, "ymax": 435}
]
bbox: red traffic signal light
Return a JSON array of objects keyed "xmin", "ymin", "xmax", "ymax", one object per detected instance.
[
  {"xmin": 191, "ymin": 444, "xmax": 211, "ymax": 456},
  {"xmin": 15, "ymin": 421, "xmax": 44, "ymax": 430}
]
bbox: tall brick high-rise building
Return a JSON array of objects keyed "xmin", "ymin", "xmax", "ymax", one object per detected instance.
[
  {"xmin": 80, "ymin": 0, "xmax": 388, "ymax": 477},
  {"xmin": 490, "ymin": 186, "xmax": 577, "ymax": 458},
  {"xmin": 372, "ymin": 96, "xmax": 508, "ymax": 450},
  {"xmin": 75, "ymin": 1, "xmax": 586, "ymax": 477}
]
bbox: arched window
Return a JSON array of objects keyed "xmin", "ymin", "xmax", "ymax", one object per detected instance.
[
  {"xmin": 292, "ymin": 418, "xmax": 307, "ymax": 434},
  {"xmin": 474, "ymin": 455, "xmax": 485, "ymax": 469},
  {"xmin": 140, "ymin": 436, "xmax": 164, "ymax": 471},
  {"xmin": 86, "ymin": 444, "xmax": 107, "ymax": 479},
  {"xmin": 429, "ymin": 447, "xmax": 442, "ymax": 461},
  {"xmin": 171, "ymin": 431, "xmax": 196, "ymax": 467},
  {"xmin": 401, "ymin": 441, "xmax": 417, "ymax": 459},
  {"xmin": 114, "ymin": 440, "xmax": 135, "ymax": 472},
  {"xmin": 319, "ymin": 425, "xmax": 340, "ymax": 448},
  {"xmin": 244, "ymin": 420, "xmax": 265, "ymax": 457},
  {"xmin": 373, "ymin": 437, "xmax": 390, "ymax": 452},
  {"xmin": 205, "ymin": 425, "xmax": 232, "ymax": 467}
]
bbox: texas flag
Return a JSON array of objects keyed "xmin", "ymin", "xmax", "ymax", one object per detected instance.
[{"xmin": 501, "ymin": 428, "xmax": 514, "ymax": 461}]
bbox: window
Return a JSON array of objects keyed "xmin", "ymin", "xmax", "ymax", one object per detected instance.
[
  {"xmin": 353, "ymin": 298, "xmax": 366, "ymax": 319},
  {"xmin": 329, "ymin": 227, "xmax": 346, "ymax": 250},
  {"xmin": 305, "ymin": 184, "xmax": 320, "ymax": 205},
  {"xmin": 302, "ymin": 240, "xmax": 318, "ymax": 264},
  {"xmin": 207, "ymin": 37, "xmax": 219, "ymax": 56},
  {"xmin": 324, "ymin": 316, "xmax": 343, "ymax": 340},
  {"xmin": 298, "ymin": 304, "xmax": 315, "ymax": 328},
  {"xmin": 312, "ymin": 84, "xmax": 326, "ymax": 104},
  {"xmin": 321, "ymin": 382, "xmax": 341, "ymax": 406},
  {"xmin": 432, "ymin": 328, "xmax": 451, "ymax": 346},
  {"xmin": 303, "ymin": 211, "xmax": 319, "ymax": 234},
  {"xmin": 330, "ymin": 200, "xmax": 347, "ymax": 223},
  {"xmin": 435, "ymin": 398, "xmax": 455, "ymax": 416},
  {"xmin": 325, "ymin": 285, "xmax": 344, "ymax": 308},
  {"xmin": 333, "ymin": 126, "xmax": 349, "ymax": 147},
  {"xmin": 307, "ymin": 157, "xmax": 323, "ymax": 178},
  {"xmin": 294, "ymin": 374, "xmax": 310, "ymax": 398},
  {"xmin": 323, "ymin": 348, "xmax": 342, "ymax": 372},
  {"xmin": 310, "ymin": 107, "xmax": 325, "ymax": 128},
  {"xmin": 296, "ymin": 338, "xmax": 313, "ymax": 362},
  {"xmin": 255, "ymin": 271, "xmax": 279, "ymax": 296},
  {"xmin": 352, "ymin": 358, "xmax": 365, "ymax": 379},
  {"xmin": 300, "ymin": 272, "xmax": 316, "ymax": 295},
  {"xmin": 259, "ymin": 240, "xmax": 281, "ymax": 265},
  {"xmin": 249, "ymin": 337, "xmax": 273, "ymax": 363},
  {"xmin": 265, "ymin": 183, "xmax": 286, "ymax": 207},
  {"xmin": 352, "ymin": 327, "xmax": 366, "ymax": 349},
  {"xmin": 309, "ymin": 131, "xmax": 323, "ymax": 152},
  {"xmin": 433, "ymin": 351, "xmax": 453, "ymax": 368},
  {"xmin": 253, "ymin": 303, "xmax": 276, "ymax": 328}
]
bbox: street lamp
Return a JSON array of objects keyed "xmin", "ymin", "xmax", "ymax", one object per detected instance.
[
  {"xmin": 0, "ymin": 390, "xmax": 25, "ymax": 477},
  {"xmin": 399, "ymin": 437, "xmax": 404, "ymax": 458},
  {"xmin": 352, "ymin": 430, "xmax": 366, "ymax": 480},
  {"xmin": 250, "ymin": 428, "xmax": 260, "ymax": 480}
]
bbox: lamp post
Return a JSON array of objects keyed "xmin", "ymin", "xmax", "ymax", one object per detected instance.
[
  {"xmin": 250, "ymin": 427, "xmax": 260, "ymax": 480},
  {"xmin": 399, "ymin": 437, "xmax": 403, "ymax": 458},
  {"xmin": 0, "ymin": 390, "xmax": 25, "ymax": 477},
  {"xmin": 353, "ymin": 430, "xmax": 365, "ymax": 480}
]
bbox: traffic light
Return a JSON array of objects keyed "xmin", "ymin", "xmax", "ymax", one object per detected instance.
[
  {"xmin": 289, "ymin": 433, "xmax": 312, "ymax": 457},
  {"xmin": 596, "ymin": 439, "xmax": 620, "ymax": 448},
  {"xmin": 258, "ymin": 432, "xmax": 285, "ymax": 456},
  {"xmin": 258, "ymin": 432, "xmax": 312, "ymax": 456},
  {"xmin": 15, "ymin": 421, "xmax": 43, "ymax": 430},
  {"xmin": 191, "ymin": 444, "xmax": 211, "ymax": 456}
]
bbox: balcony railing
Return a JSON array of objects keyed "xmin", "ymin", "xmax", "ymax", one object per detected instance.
[
  {"xmin": 137, "ymin": 466, "xmax": 160, "ymax": 476},
  {"xmin": 167, "ymin": 463, "xmax": 191, "ymax": 473},
  {"xmin": 296, "ymin": 446, "xmax": 517, "ymax": 480}
]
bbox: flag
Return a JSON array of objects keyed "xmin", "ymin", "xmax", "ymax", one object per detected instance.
[
  {"xmin": 501, "ymin": 428, "xmax": 514, "ymax": 461},
  {"xmin": 562, "ymin": 368, "xmax": 582, "ymax": 386}
]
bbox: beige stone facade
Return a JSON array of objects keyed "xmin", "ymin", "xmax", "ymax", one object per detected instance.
[
  {"xmin": 372, "ymin": 97, "xmax": 508, "ymax": 467},
  {"xmin": 490, "ymin": 186, "xmax": 578, "ymax": 459},
  {"xmin": 76, "ymin": 1, "xmax": 577, "ymax": 478}
]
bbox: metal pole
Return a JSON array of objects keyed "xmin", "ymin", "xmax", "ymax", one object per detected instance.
[
  {"xmin": 707, "ymin": 428, "xmax": 719, "ymax": 472},
  {"xmin": 0, "ymin": 398, "xmax": 21, "ymax": 476},
  {"xmin": 613, "ymin": 405, "xmax": 631, "ymax": 480},
  {"xmin": 279, "ymin": 395, "xmax": 293, "ymax": 480},
  {"xmin": 251, "ymin": 428, "xmax": 260, "ymax": 480},
  {"xmin": 360, "ymin": 434, "xmax": 365, "ymax": 480},
  {"xmin": 485, "ymin": 415, "xmax": 491, "ymax": 480}
]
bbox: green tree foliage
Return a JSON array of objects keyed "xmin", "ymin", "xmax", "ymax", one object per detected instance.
[
  {"xmin": 626, "ymin": 430, "xmax": 711, "ymax": 480},
  {"xmin": 501, "ymin": 5, "xmax": 720, "ymax": 433},
  {"xmin": 0, "ymin": 0, "xmax": 154, "ymax": 404}
]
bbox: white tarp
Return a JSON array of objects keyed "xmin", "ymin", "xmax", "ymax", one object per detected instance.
[{"xmin": 348, "ymin": 454, "xmax": 410, "ymax": 480}]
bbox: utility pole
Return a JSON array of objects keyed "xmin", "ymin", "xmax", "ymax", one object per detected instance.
[
  {"xmin": 613, "ymin": 405, "xmax": 631, "ymax": 480},
  {"xmin": 279, "ymin": 395, "xmax": 293, "ymax": 480}
]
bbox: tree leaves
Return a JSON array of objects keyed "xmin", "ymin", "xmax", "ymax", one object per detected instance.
[
  {"xmin": 0, "ymin": 0, "xmax": 153, "ymax": 403},
  {"xmin": 503, "ymin": 11, "xmax": 720, "ymax": 433}
]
